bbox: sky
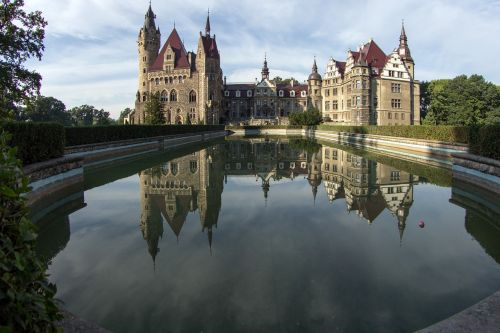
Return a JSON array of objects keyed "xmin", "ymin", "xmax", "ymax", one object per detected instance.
[{"xmin": 24, "ymin": 0, "xmax": 500, "ymax": 119}]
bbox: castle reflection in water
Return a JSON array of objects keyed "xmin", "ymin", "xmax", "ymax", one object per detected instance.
[{"xmin": 139, "ymin": 138, "xmax": 418, "ymax": 264}]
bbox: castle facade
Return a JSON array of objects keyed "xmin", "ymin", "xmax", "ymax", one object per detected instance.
[{"xmin": 131, "ymin": 5, "xmax": 420, "ymax": 126}]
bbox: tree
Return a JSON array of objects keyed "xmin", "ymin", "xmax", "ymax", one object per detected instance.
[
  {"xmin": 144, "ymin": 92, "xmax": 165, "ymax": 125},
  {"xmin": 118, "ymin": 107, "xmax": 133, "ymax": 124},
  {"xmin": 422, "ymin": 110, "xmax": 437, "ymax": 125},
  {"xmin": 272, "ymin": 76, "xmax": 296, "ymax": 85},
  {"xmin": 69, "ymin": 104, "xmax": 112, "ymax": 126},
  {"xmin": 22, "ymin": 96, "xmax": 72, "ymax": 125},
  {"xmin": 0, "ymin": 0, "xmax": 47, "ymax": 119},
  {"xmin": 423, "ymin": 75, "xmax": 500, "ymax": 126},
  {"xmin": 289, "ymin": 107, "xmax": 322, "ymax": 126}
]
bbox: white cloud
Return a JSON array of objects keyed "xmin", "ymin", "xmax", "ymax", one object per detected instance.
[{"xmin": 22, "ymin": 0, "xmax": 500, "ymax": 118}]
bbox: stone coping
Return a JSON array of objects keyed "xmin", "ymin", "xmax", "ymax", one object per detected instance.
[
  {"xmin": 59, "ymin": 310, "xmax": 111, "ymax": 333},
  {"xmin": 415, "ymin": 290, "xmax": 500, "ymax": 333},
  {"xmin": 23, "ymin": 155, "xmax": 83, "ymax": 183}
]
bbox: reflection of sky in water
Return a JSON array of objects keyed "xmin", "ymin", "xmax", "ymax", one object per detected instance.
[{"xmin": 40, "ymin": 142, "xmax": 500, "ymax": 333}]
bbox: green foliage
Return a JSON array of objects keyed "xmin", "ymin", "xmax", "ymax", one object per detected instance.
[
  {"xmin": 144, "ymin": 92, "xmax": 164, "ymax": 125},
  {"xmin": 421, "ymin": 75, "xmax": 500, "ymax": 126},
  {"xmin": 0, "ymin": 121, "xmax": 64, "ymax": 164},
  {"xmin": 226, "ymin": 125, "xmax": 304, "ymax": 130},
  {"xmin": 0, "ymin": 0, "xmax": 47, "ymax": 119},
  {"xmin": 118, "ymin": 108, "xmax": 133, "ymax": 125},
  {"xmin": 317, "ymin": 124, "xmax": 471, "ymax": 143},
  {"xmin": 69, "ymin": 105, "xmax": 112, "ymax": 126},
  {"xmin": 272, "ymin": 76, "xmax": 297, "ymax": 85},
  {"xmin": 469, "ymin": 126, "xmax": 500, "ymax": 160},
  {"xmin": 20, "ymin": 96, "xmax": 72, "ymax": 126},
  {"xmin": 0, "ymin": 131, "xmax": 62, "ymax": 332},
  {"xmin": 422, "ymin": 111, "xmax": 437, "ymax": 125},
  {"xmin": 288, "ymin": 138, "xmax": 321, "ymax": 154},
  {"xmin": 65, "ymin": 124, "xmax": 224, "ymax": 146},
  {"xmin": 289, "ymin": 108, "xmax": 322, "ymax": 126}
]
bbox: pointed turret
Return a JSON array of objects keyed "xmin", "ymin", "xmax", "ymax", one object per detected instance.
[
  {"xmin": 308, "ymin": 57, "xmax": 322, "ymax": 81},
  {"xmin": 398, "ymin": 20, "xmax": 413, "ymax": 62},
  {"xmin": 144, "ymin": 2, "xmax": 156, "ymax": 30},
  {"xmin": 205, "ymin": 9, "xmax": 211, "ymax": 37},
  {"xmin": 261, "ymin": 54, "xmax": 270, "ymax": 80}
]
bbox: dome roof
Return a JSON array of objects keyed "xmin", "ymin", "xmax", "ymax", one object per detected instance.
[{"xmin": 308, "ymin": 72, "xmax": 322, "ymax": 81}]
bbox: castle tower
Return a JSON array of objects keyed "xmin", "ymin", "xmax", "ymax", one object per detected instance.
[
  {"xmin": 398, "ymin": 21, "xmax": 414, "ymax": 78},
  {"xmin": 196, "ymin": 11, "xmax": 223, "ymax": 124},
  {"xmin": 307, "ymin": 58, "xmax": 322, "ymax": 111},
  {"xmin": 307, "ymin": 149, "xmax": 323, "ymax": 204},
  {"xmin": 136, "ymin": 3, "xmax": 161, "ymax": 122},
  {"xmin": 261, "ymin": 54, "xmax": 270, "ymax": 81}
]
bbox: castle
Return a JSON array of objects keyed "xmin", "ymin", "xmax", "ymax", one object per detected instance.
[{"xmin": 131, "ymin": 4, "xmax": 420, "ymax": 126}]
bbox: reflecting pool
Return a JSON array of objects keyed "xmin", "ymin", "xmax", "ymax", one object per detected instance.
[{"xmin": 35, "ymin": 138, "xmax": 500, "ymax": 333}]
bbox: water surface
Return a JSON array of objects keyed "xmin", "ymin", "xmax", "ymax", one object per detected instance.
[{"xmin": 36, "ymin": 138, "xmax": 500, "ymax": 333}]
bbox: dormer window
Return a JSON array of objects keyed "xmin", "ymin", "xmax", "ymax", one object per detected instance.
[
  {"xmin": 301, "ymin": 91, "xmax": 306, "ymax": 97},
  {"xmin": 236, "ymin": 90, "xmax": 241, "ymax": 97},
  {"xmin": 247, "ymin": 90, "xmax": 252, "ymax": 97},
  {"xmin": 279, "ymin": 90, "xmax": 284, "ymax": 97},
  {"xmin": 224, "ymin": 90, "xmax": 229, "ymax": 97},
  {"xmin": 166, "ymin": 54, "xmax": 172, "ymax": 60},
  {"xmin": 290, "ymin": 90, "xmax": 295, "ymax": 97}
]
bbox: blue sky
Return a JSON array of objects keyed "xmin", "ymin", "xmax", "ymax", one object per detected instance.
[{"xmin": 25, "ymin": 0, "xmax": 500, "ymax": 119}]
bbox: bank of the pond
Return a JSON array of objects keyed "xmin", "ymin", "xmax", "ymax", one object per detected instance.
[
  {"xmin": 24, "ymin": 130, "xmax": 227, "ymax": 218},
  {"xmin": 226, "ymin": 126, "xmax": 500, "ymax": 195}
]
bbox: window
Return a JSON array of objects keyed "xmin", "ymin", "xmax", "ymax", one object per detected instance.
[
  {"xmin": 397, "ymin": 72, "xmax": 403, "ymax": 78},
  {"xmin": 333, "ymin": 88, "xmax": 338, "ymax": 95},
  {"xmin": 393, "ymin": 63, "xmax": 399, "ymax": 68},
  {"xmin": 356, "ymin": 96, "xmax": 361, "ymax": 106},
  {"xmin": 160, "ymin": 90, "xmax": 168, "ymax": 102},
  {"xmin": 325, "ymin": 101, "xmax": 330, "ymax": 111},
  {"xmin": 356, "ymin": 80, "xmax": 361, "ymax": 89},
  {"xmin": 388, "ymin": 70, "xmax": 395, "ymax": 77},
  {"xmin": 247, "ymin": 90, "xmax": 252, "ymax": 97},
  {"xmin": 401, "ymin": 113, "xmax": 405, "ymax": 120},
  {"xmin": 332, "ymin": 100, "xmax": 338, "ymax": 110},
  {"xmin": 155, "ymin": 78, "xmax": 159, "ymax": 85},
  {"xmin": 362, "ymin": 95, "xmax": 367, "ymax": 106},
  {"xmin": 388, "ymin": 112, "xmax": 392, "ymax": 119},
  {"xmin": 189, "ymin": 161, "xmax": 198, "ymax": 173},
  {"xmin": 290, "ymin": 90, "xmax": 295, "ymax": 97},
  {"xmin": 279, "ymin": 90, "xmax": 284, "ymax": 97},
  {"xmin": 395, "ymin": 113, "xmax": 399, "ymax": 120},
  {"xmin": 390, "ymin": 171, "xmax": 400, "ymax": 181},
  {"xmin": 170, "ymin": 90, "xmax": 177, "ymax": 102},
  {"xmin": 143, "ymin": 68, "xmax": 146, "ymax": 73},
  {"xmin": 224, "ymin": 90, "xmax": 229, "ymax": 97},
  {"xmin": 347, "ymin": 99, "xmax": 351, "ymax": 107},
  {"xmin": 391, "ymin": 99, "xmax": 401, "ymax": 109},
  {"xmin": 189, "ymin": 90, "xmax": 197, "ymax": 103},
  {"xmin": 166, "ymin": 54, "xmax": 172, "ymax": 60},
  {"xmin": 189, "ymin": 107, "xmax": 196, "ymax": 122},
  {"xmin": 236, "ymin": 90, "xmax": 241, "ymax": 97},
  {"xmin": 171, "ymin": 163, "xmax": 178, "ymax": 176},
  {"xmin": 325, "ymin": 89, "xmax": 330, "ymax": 97},
  {"xmin": 391, "ymin": 83, "xmax": 401, "ymax": 93},
  {"xmin": 301, "ymin": 91, "xmax": 306, "ymax": 97}
]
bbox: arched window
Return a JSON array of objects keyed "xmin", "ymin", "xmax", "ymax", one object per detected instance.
[
  {"xmin": 160, "ymin": 90, "xmax": 168, "ymax": 102},
  {"xmin": 170, "ymin": 90, "xmax": 177, "ymax": 102},
  {"xmin": 142, "ymin": 93, "xmax": 147, "ymax": 102},
  {"xmin": 171, "ymin": 163, "xmax": 178, "ymax": 176},
  {"xmin": 189, "ymin": 90, "xmax": 197, "ymax": 103}
]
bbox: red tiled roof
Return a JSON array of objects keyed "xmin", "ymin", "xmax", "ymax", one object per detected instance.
[
  {"xmin": 150, "ymin": 28, "xmax": 190, "ymax": 71},
  {"xmin": 361, "ymin": 40, "xmax": 388, "ymax": 71}
]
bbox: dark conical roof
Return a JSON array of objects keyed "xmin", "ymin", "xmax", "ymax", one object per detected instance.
[
  {"xmin": 205, "ymin": 10, "xmax": 211, "ymax": 36},
  {"xmin": 144, "ymin": 3, "xmax": 156, "ymax": 30},
  {"xmin": 308, "ymin": 58, "xmax": 322, "ymax": 81}
]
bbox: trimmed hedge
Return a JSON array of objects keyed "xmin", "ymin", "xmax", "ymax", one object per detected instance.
[
  {"xmin": 228, "ymin": 124, "xmax": 500, "ymax": 160},
  {"xmin": 0, "ymin": 121, "xmax": 65, "ymax": 165},
  {"xmin": 469, "ymin": 125, "xmax": 500, "ymax": 160},
  {"xmin": 317, "ymin": 125, "xmax": 471, "ymax": 143},
  {"xmin": 65, "ymin": 124, "xmax": 225, "ymax": 146}
]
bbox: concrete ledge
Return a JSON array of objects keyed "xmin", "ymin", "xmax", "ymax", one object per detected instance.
[
  {"xmin": 59, "ymin": 310, "xmax": 111, "ymax": 333},
  {"xmin": 452, "ymin": 152, "xmax": 500, "ymax": 194},
  {"xmin": 415, "ymin": 291, "xmax": 500, "ymax": 333}
]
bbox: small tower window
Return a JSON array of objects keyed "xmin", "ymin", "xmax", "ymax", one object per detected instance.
[
  {"xmin": 170, "ymin": 90, "xmax": 177, "ymax": 102},
  {"xmin": 189, "ymin": 90, "xmax": 197, "ymax": 103}
]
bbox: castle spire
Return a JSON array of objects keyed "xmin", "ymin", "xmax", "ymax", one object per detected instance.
[
  {"xmin": 144, "ymin": 2, "xmax": 156, "ymax": 30},
  {"xmin": 205, "ymin": 9, "xmax": 211, "ymax": 37},
  {"xmin": 312, "ymin": 56, "xmax": 318, "ymax": 73},
  {"xmin": 261, "ymin": 53, "xmax": 270, "ymax": 80},
  {"xmin": 398, "ymin": 20, "xmax": 413, "ymax": 62}
]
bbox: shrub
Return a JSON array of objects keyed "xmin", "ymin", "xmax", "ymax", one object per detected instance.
[
  {"xmin": 469, "ymin": 125, "xmax": 500, "ymax": 160},
  {"xmin": 289, "ymin": 108, "xmax": 322, "ymax": 126},
  {"xmin": 317, "ymin": 125, "xmax": 471, "ymax": 143},
  {"xmin": 0, "ymin": 132, "xmax": 62, "ymax": 332},
  {"xmin": 65, "ymin": 124, "xmax": 224, "ymax": 146},
  {"xmin": 0, "ymin": 121, "xmax": 65, "ymax": 165}
]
